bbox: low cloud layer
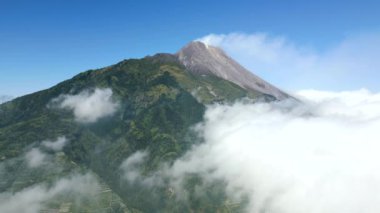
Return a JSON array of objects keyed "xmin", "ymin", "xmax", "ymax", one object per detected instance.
[
  {"xmin": 54, "ymin": 88, "xmax": 119, "ymax": 123},
  {"xmin": 176, "ymin": 89, "xmax": 380, "ymax": 212},
  {"xmin": 0, "ymin": 173, "xmax": 100, "ymax": 213},
  {"xmin": 121, "ymin": 89, "xmax": 380, "ymax": 212},
  {"xmin": 199, "ymin": 32, "xmax": 380, "ymax": 91}
]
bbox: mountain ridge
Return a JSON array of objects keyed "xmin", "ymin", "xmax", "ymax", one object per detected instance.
[{"xmin": 0, "ymin": 41, "xmax": 291, "ymax": 212}]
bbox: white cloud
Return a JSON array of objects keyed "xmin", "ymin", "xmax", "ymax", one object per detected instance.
[
  {"xmin": 161, "ymin": 90, "xmax": 380, "ymax": 213},
  {"xmin": 296, "ymin": 89, "xmax": 380, "ymax": 121},
  {"xmin": 120, "ymin": 151, "xmax": 165, "ymax": 188},
  {"xmin": 199, "ymin": 32, "xmax": 380, "ymax": 91},
  {"xmin": 54, "ymin": 88, "xmax": 119, "ymax": 123},
  {"xmin": 25, "ymin": 148, "xmax": 47, "ymax": 168},
  {"xmin": 41, "ymin": 136, "xmax": 68, "ymax": 151},
  {"xmin": 120, "ymin": 151, "xmax": 148, "ymax": 183},
  {"xmin": 0, "ymin": 173, "xmax": 100, "ymax": 213},
  {"xmin": 24, "ymin": 137, "xmax": 67, "ymax": 168}
]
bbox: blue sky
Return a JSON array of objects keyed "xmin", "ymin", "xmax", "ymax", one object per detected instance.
[{"xmin": 1, "ymin": 0, "xmax": 380, "ymax": 96}]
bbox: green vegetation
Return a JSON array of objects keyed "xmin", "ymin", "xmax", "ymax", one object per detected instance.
[{"xmin": 0, "ymin": 54, "xmax": 267, "ymax": 212}]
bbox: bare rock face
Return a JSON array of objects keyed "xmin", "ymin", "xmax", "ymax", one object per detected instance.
[{"xmin": 176, "ymin": 41, "xmax": 289, "ymax": 100}]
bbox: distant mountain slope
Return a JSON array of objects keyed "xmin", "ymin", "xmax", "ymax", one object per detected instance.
[{"xmin": 0, "ymin": 42, "xmax": 290, "ymax": 212}]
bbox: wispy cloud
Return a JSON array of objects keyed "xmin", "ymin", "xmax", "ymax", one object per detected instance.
[
  {"xmin": 0, "ymin": 173, "xmax": 100, "ymax": 213},
  {"xmin": 199, "ymin": 32, "xmax": 380, "ymax": 91},
  {"xmin": 0, "ymin": 134, "xmax": 103, "ymax": 213},
  {"xmin": 25, "ymin": 148, "xmax": 47, "ymax": 168},
  {"xmin": 41, "ymin": 136, "xmax": 68, "ymax": 151},
  {"xmin": 52, "ymin": 88, "xmax": 119, "ymax": 123},
  {"xmin": 120, "ymin": 151, "xmax": 149, "ymax": 183}
]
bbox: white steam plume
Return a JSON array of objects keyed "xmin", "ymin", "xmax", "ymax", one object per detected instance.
[{"xmin": 198, "ymin": 32, "xmax": 380, "ymax": 91}]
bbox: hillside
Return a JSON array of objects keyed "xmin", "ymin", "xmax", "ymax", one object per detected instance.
[{"xmin": 0, "ymin": 42, "xmax": 288, "ymax": 212}]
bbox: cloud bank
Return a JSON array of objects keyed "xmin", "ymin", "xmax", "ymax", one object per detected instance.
[
  {"xmin": 121, "ymin": 89, "xmax": 380, "ymax": 212},
  {"xmin": 174, "ymin": 89, "xmax": 380, "ymax": 212},
  {"xmin": 199, "ymin": 32, "xmax": 380, "ymax": 91},
  {"xmin": 54, "ymin": 88, "xmax": 119, "ymax": 123}
]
